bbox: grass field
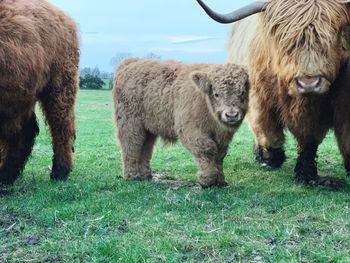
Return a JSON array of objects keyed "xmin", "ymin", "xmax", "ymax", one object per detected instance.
[{"xmin": 1, "ymin": 90, "xmax": 350, "ymax": 262}]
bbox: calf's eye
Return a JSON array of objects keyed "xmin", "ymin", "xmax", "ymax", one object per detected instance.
[{"xmin": 214, "ymin": 93, "xmax": 219, "ymax": 98}]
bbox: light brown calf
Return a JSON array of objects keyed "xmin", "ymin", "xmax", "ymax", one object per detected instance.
[{"xmin": 113, "ymin": 58, "xmax": 249, "ymax": 187}]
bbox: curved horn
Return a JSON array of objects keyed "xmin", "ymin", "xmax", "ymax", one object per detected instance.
[{"xmin": 196, "ymin": 0, "xmax": 268, "ymax": 24}]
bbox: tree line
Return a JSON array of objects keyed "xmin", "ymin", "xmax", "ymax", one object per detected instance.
[{"xmin": 79, "ymin": 52, "xmax": 161, "ymax": 90}]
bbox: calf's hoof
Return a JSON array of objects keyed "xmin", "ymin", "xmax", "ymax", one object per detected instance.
[
  {"xmin": 200, "ymin": 180, "xmax": 228, "ymax": 189},
  {"xmin": 255, "ymin": 146, "xmax": 285, "ymax": 169},
  {"xmin": 198, "ymin": 173, "xmax": 228, "ymax": 188},
  {"xmin": 124, "ymin": 173, "xmax": 152, "ymax": 181},
  {"xmin": 50, "ymin": 165, "xmax": 71, "ymax": 181}
]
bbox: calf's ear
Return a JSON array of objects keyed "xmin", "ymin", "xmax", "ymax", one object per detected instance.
[{"xmin": 191, "ymin": 72, "xmax": 211, "ymax": 94}]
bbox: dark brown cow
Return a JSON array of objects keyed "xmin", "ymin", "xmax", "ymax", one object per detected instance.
[{"xmin": 197, "ymin": 0, "xmax": 350, "ymax": 188}]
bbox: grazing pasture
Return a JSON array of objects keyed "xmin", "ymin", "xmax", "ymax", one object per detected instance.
[{"xmin": 1, "ymin": 90, "xmax": 350, "ymax": 262}]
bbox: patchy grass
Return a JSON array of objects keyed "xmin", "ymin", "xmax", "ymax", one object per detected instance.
[{"xmin": 1, "ymin": 90, "xmax": 350, "ymax": 262}]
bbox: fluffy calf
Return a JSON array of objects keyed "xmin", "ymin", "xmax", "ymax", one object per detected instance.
[
  {"xmin": 113, "ymin": 59, "xmax": 249, "ymax": 187},
  {"xmin": 0, "ymin": 0, "xmax": 79, "ymax": 185}
]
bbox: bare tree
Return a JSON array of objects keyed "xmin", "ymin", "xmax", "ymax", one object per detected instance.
[
  {"xmin": 144, "ymin": 52, "xmax": 161, "ymax": 60},
  {"xmin": 80, "ymin": 67, "xmax": 92, "ymax": 77},
  {"xmin": 110, "ymin": 52, "xmax": 133, "ymax": 66}
]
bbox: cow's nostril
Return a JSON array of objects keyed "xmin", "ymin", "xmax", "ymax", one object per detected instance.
[{"xmin": 296, "ymin": 77, "xmax": 321, "ymax": 89}]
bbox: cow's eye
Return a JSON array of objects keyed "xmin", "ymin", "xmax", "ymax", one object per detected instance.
[{"xmin": 214, "ymin": 93, "xmax": 219, "ymax": 98}]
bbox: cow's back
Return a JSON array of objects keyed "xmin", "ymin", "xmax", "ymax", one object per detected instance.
[
  {"xmin": 0, "ymin": 0, "xmax": 79, "ymax": 96},
  {"xmin": 227, "ymin": 15, "xmax": 259, "ymax": 67}
]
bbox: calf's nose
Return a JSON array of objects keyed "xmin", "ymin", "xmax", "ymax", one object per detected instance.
[{"xmin": 225, "ymin": 110, "xmax": 242, "ymax": 122}]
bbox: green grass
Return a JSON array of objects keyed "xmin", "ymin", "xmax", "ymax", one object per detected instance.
[{"xmin": 1, "ymin": 90, "xmax": 350, "ymax": 262}]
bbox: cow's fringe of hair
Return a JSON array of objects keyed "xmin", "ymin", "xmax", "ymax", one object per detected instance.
[{"xmin": 264, "ymin": 0, "xmax": 350, "ymax": 57}]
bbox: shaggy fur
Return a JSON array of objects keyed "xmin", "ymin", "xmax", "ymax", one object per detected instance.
[
  {"xmin": 113, "ymin": 58, "xmax": 249, "ymax": 187},
  {"xmin": 227, "ymin": 0, "xmax": 350, "ymax": 187},
  {"xmin": 0, "ymin": 0, "xmax": 79, "ymax": 185}
]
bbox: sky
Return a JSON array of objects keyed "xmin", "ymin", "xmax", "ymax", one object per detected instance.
[{"xmin": 50, "ymin": 0, "xmax": 253, "ymax": 72}]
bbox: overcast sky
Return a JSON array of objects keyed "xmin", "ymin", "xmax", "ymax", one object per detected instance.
[{"xmin": 50, "ymin": 0, "xmax": 252, "ymax": 72}]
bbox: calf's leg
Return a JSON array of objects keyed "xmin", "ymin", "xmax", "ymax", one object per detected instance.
[
  {"xmin": 180, "ymin": 130, "xmax": 225, "ymax": 187},
  {"xmin": 117, "ymin": 119, "xmax": 150, "ymax": 180},
  {"xmin": 139, "ymin": 132, "xmax": 157, "ymax": 179},
  {"xmin": 215, "ymin": 144, "xmax": 231, "ymax": 186}
]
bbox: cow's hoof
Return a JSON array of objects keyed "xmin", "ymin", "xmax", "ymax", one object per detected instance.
[
  {"xmin": 294, "ymin": 153, "xmax": 318, "ymax": 183},
  {"xmin": 316, "ymin": 176, "xmax": 346, "ymax": 190},
  {"xmin": 296, "ymin": 177, "xmax": 318, "ymax": 186},
  {"xmin": 255, "ymin": 145, "xmax": 285, "ymax": 169},
  {"xmin": 0, "ymin": 166, "xmax": 20, "ymax": 185},
  {"xmin": 296, "ymin": 176, "xmax": 346, "ymax": 190},
  {"xmin": 0, "ymin": 176, "xmax": 16, "ymax": 186},
  {"xmin": 217, "ymin": 180, "xmax": 229, "ymax": 187}
]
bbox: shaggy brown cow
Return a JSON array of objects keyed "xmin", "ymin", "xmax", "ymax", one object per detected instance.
[
  {"xmin": 0, "ymin": 0, "xmax": 79, "ymax": 185},
  {"xmin": 197, "ymin": 0, "xmax": 350, "ymax": 188},
  {"xmin": 113, "ymin": 58, "xmax": 249, "ymax": 187}
]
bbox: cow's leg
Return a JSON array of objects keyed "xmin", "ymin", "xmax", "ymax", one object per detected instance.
[
  {"xmin": 180, "ymin": 130, "xmax": 225, "ymax": 187},
  {"xmin": 0, "ymin": 113, "xmax": 39, "ymax": 185},
  {"xmin": 117, "ymin": 119, "xmax": 149, "ymax": 180},
  {"xmin": 333, "ymin": 86, "xmax": 350, "ymax": 177},
  {"xmin": 294, "ymin": 137, "xmax": 318, "ymax": 184},
  {"xmin": 40, "ymin": 75, "xmax": 78, "ymax": 181},
  {"xmin": 247, "ymin": 90, "xmax": 286, "ymax": 168},
  {"xmin": 0, "ymin": 139, "xmax": 7, "ymax": 168},
  {"xmin": 294, "ymin": 136, "xmax": 346, "ymax": 188},
  {"xmin": 335, "ymin": 124, "xmax": 350, "ymax": 177},
  {"xmin": 139, "ymin": 132, "xmax": 157, "ymax": 179}
]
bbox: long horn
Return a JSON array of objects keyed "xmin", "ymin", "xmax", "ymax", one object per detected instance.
[{"xmin": 196, "ymin": 0, "xmax": 268, "ymax": 24}]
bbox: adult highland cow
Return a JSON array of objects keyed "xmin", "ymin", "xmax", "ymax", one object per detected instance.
[
  {"xmin": 197, "ymin": 0, "xmax": 350, "ymax": 188},
  {"xmin": 0, "ymin": 0, "xmax": 79, "ymax": 185}
]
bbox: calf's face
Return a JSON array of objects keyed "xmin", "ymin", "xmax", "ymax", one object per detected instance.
[{"xmin": 192, "ymin": 64, "xmax": 249, "ymax": 127}]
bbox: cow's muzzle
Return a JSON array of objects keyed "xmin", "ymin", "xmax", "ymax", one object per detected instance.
[{"xmin": 295, "ymin": 76, "xmax": 330, "ymax": 95}]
